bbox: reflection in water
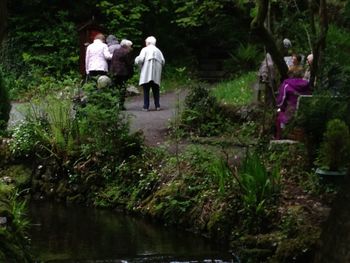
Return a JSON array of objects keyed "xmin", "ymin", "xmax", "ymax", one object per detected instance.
[{"xmin": 28, "ymin": 201, "xmax": 235, "ymax": 263}]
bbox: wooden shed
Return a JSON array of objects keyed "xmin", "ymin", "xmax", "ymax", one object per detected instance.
[{"xmin": 78, "ymin": 18, "xmax": 105, "ymax": 76}]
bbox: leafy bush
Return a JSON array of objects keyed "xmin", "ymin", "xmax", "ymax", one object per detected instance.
[
  {"xmin": 224, "ymin": 43, "xmax": 261, "ymax": 74},
  {"xmin": 77, "ymin": 83, "xmax": 143, "ymax": 162},
  {"xmin": 9, "ymin": 121, "xmax": 38, "ymax": 158},
  {"xmin": 294, "ymin": 95, "xmax": 350, "ymax": 159},
  {"xmin": 1, "ymin": 10, "xmax": 79, "ymax": 99},
  {"xmin": 181, "ymin": 84, "xmax": 229, "ymax": 136},
  {"xmin": 316, "ymin": 119, "xmax": 350, "ymax": 171}
]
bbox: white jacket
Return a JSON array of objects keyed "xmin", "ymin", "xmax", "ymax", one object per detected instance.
[
  {"xmin": 135, "ymin": 44, "xmax": 165, "ymax": 86},
  {"xmin": 85, "ymin": 39, "xmax": 112, "ymax": 74}
]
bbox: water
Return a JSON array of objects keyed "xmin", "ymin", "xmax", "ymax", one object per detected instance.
[{"xmin": 28, "ymin": 201, "xmax": 237, "ymax": 263}]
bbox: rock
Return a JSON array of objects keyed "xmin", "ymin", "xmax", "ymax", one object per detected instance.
[{"xmin": 126, "ymin": 85, "xmax": 140, "ymax": 96}]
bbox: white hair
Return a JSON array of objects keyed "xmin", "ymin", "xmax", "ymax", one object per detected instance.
[
  {"xmin": 283, "ymin": 38, "xmax": 292, "ymax": 48},
  {"xmin": 307, "ymin": 54, "xmax": 313, "ymax": 64},
  {"xmin": 145, "ymin": 36, "xmax": 156, "ymax": 46},
  {"xmin": 120, "ymin": 39, "xmax": 133, "ymax": 47}
]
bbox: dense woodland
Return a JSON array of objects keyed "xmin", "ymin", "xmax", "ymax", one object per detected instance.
[{"xmin": 1, "ymin": 1, "xmax": 350, "ymax": 262}]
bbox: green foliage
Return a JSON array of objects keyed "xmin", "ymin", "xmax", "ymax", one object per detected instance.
[
  {"xmin": 237, "ymin": 152, "xmax": 281, "ymax": 231},
  {"xmin": 224, "ymin": 44, "xmax": 261, "ymax": 74},
  {"xmin": 77, "ymin": 84, "xmax": 143, "ymax": 161},
  {"xmin": 181, "ymin": 84, "xmax": 229, "ymax": 136},
  {"xmin": 212, "ymin": 71, "xmax": 255, "ymax": 106},
  {"xmin": 0, "ymin": 188, "xmax": 32, "ymax": 262},
  {"xmin": 1, "ymin": 8, "xmax": 79, "ymax": 99},
  {"xmin": 9, "ymin": 121, "xmax": 38, "ymax": 158},
  {"xmin": 97, "ymin": 1, "xmax": 149, "ymax": 42},
  {"xmin": 173, "ymin": 0, "xmax": 224, "ymax": 27},
  {"xmin": 5, "ymin": 10, "xmax": 78, "ymax": 77},
  {"xmin": 23, "ymin": 94, "xmax": 79, "ymax": 161},
  {"xmin": 270, "ymin": 1, "xmax": 312, "ymax": 53},
  {"xmin": 316, "ymin": 119, "xmax": 350, "ymax": 171},
  {"xmin": 294, "ymin": 95, "xmax": 350, "ymax": 159},
  {"xmin": 209, "ymin": 158, "xmax": 233, "ymax": 195},
  {"xmin": 161, "ymin": 66, "xmax": 196, "ymax": 92},
  {"xmin": 318, "ymin": 25, "xmax": 350, "ymax": 95},
  {"xmin": 0, "ymin": 69, "xmax": 11, "ymax": 133}
]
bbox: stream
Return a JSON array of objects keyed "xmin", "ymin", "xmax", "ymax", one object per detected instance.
[{"xmin": 28, "ymin": 201, "xmax": 238, "ymax": 263}]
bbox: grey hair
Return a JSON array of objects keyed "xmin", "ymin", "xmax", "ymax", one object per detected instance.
[
  {"xmin": 145, "ymin": 36, "xmax": 156, "ymax": 45},
  {"xmin": 120, "ymin": 39, "xmax": 133, "ymax": 47},
  {"xmin": 283, "ymin": 38, "xmax": 292, "ymax": 48}
]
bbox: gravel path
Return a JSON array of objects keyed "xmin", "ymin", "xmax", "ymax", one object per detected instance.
[{"xmin": 125, "ymin": 89, "xmax": 187, "ymax": 146}]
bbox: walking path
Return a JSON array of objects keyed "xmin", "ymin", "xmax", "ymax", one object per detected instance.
[
  {"xmin": 125, "ymin": 89, "xmax": 187, "ymax": 146},
  {"xmin": 9, "ymin": 89, "xmax": 187, "ymax": 147}
]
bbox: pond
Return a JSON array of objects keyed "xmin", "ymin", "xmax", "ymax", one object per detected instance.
[{"xmin": 28, "ymin": 201, "xmax": 238, "ymax": 263}]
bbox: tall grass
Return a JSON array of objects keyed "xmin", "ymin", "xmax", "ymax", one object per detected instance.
[
  {"xmin": 25, "ymin": 92, "xmax": 78, "ymax": 160},
  {"xmin": 236, "ymin": 152, "xmax": 281, "ymax": 230},
  {"xmin": 211, "ymin": 71, "xmax": 256, "ymax": 106}
]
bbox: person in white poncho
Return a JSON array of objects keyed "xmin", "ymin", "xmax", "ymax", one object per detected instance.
[{"xmin": 135, "ymin": 36, "xmax": 165, "ymax": 111}]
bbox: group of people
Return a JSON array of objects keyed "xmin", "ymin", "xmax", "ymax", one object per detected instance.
[
  {"xmin": 275, "ymin": 39, "xmax": 314, "ymax": 139},
  {"xmin": 85, "ymin": 33, "xmax": 165, "ymax": 111},
  {"xmin": 258, "ymin": 38, "xmax": 314, "ymax": 140}
]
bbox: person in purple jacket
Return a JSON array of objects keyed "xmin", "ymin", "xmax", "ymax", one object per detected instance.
[{"xmin": 275, "ymin": 78, "xmax": 311, "ymax": 139}]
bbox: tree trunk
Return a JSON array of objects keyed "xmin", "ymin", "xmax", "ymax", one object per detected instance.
[
  {"xmin": 251, "ymin": 0, "xmax": 289, "ymax": 81},
  {"xmin": 310, "ymin": 0, "xmax": 328, "ymax": 88}
]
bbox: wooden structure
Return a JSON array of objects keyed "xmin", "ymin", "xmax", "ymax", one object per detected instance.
[{"xmin": 77, "ymin": 18, "xmax": 105, "ymax": 76}]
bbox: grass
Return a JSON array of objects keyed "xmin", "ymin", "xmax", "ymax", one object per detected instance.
[
  {"xmin": 211, "ymin": 71, "xmax": 256, "ymax": 106},
  {"xmin": 161, "ymin": 66, "xmax": 198, "ymax": 92}
]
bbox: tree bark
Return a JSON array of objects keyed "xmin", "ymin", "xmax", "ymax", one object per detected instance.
[{"xmin": 251, "ymin": 0, "xmax": 289, "ymax": 81}]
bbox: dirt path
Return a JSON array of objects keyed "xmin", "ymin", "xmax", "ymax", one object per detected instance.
[{"xmin": 124, "ymin": 89, "xmax": 187, "ymax": 146}]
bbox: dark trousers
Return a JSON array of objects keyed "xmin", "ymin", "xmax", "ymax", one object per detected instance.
[
  {"xmin": 86, "ymin": 71, "xmax": 108, "ymax": 83},
  {"xmin": 142, "ymin": 81, "xmax": 160, "ymax": 109},
  {"xmin": 114, "ymin": 75, "xmax": 128, "ymax": 109}
]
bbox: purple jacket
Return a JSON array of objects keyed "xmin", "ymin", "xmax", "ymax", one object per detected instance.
[
  {"xmin": 276, "ymin": 78, "xmax": 311, "ymax": 128},
  {"xmin": 276, "ymin": 78, "xmax": 311, "ymax": 112}
]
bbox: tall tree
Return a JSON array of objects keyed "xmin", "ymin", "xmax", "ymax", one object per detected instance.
[{"xmin": 251, "ymin": 0, "xmax": 289, "ymax": 80}]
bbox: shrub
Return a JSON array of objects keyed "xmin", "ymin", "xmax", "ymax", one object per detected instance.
[
  {"xmin": 316, "ymin": 119, "xmax": 350, "ymax": 171},
  {"xmin": 294, "ymin": 95, "xmax": 350, "ymax": 159},
  {"xmin": 9, "ymin": 121, "xmax": 38, "ymax": 158},
  {"xmin": 181, "ymin": 84, "xmax": 229, "ymax": 136},
  {"xmin": 77, "ymin": 83, "xmax": 143, "ymax": 162}
]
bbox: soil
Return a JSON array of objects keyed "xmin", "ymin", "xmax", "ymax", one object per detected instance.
[{"xmin": 125, "ymin": 89, "xmax": 187, "ymax": 146}]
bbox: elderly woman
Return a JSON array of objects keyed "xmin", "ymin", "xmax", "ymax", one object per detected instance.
[
  {"xmin": 85, "ymin": 33, "xmax": 112, "ymax": 78},
  {"xmin": 135, "ymin": 36, "xmax": 165, "ymax": 111},
  {"xmin": 303, "ymin": 54, "xmax": 313, "ymax": 81},
  {"xmin": 110, "ymin": 39, "xmax": 134, "ymax": 110}
]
